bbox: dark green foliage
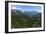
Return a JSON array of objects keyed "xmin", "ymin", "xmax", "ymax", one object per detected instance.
[{"xmin": 11, "ymin": 9, "xmax": 41, "ymax": 29}]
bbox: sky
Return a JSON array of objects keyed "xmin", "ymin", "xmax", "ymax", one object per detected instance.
[{"xmin": 11, "ymin": 5, "xmax": 42, "ymax": 12}]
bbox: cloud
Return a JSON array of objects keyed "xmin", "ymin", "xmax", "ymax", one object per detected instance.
[{"xmin": 35, "ymin": 10, "xmax": 41, "ymax": 13}]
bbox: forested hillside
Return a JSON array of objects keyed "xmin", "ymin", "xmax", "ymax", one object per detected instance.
[{"xmin": 11, "ymin": 9, "xmax": 41, "ymax": 28}]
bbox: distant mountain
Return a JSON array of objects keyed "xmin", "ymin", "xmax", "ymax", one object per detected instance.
[
  {"xmin": 24, "ymin": 11, "xmax": 39, "ymax": 16},
  {"xmin": 11, "ymin": 9, "xmax": 41, "ymax": 17}
]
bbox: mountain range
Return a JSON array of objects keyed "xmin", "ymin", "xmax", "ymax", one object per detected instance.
[{"xmin": 11, "ymin": 9, "xmax": 41, "ymax": 17}]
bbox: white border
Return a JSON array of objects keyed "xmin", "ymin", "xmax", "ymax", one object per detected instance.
[{"xmin": 8, "ymin": 2, "xmax": 44, "ymax": 32}]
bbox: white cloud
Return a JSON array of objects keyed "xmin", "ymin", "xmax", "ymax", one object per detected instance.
[
  {"xmin": 36, "ymin": 10, "xmax": 41, "ymax": 13},
  {"xmin": 11, "ymin": 6, "xmax": 16, "ymax": 9}
]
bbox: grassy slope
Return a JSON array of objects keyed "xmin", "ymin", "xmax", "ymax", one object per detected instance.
[{"xmin": 11, "ymin": 15, "xmax": 41, "ymax": 28}]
